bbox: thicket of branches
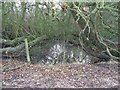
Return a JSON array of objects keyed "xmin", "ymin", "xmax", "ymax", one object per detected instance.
[
  {"xmin": 69, "ymin": 2, "xmax": 119, "ymax": 61},
  {"xmin": 1, "ymin": 2, "xmax": 120, "ymax": 62}
]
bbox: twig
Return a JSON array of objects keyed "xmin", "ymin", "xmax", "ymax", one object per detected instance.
[{"xmin": 3, "ymin": 63, "xmax": 27, "ymax": 72}]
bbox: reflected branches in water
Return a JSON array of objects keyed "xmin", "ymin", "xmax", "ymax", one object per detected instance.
[{"xmin": 30, "ymin": 40, "xmax": 91, "ymax": 65}]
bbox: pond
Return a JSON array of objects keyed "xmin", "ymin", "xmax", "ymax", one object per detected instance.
[{"xmin": 30, "ymin": 40, "xmax": 91, "ymax": 64}]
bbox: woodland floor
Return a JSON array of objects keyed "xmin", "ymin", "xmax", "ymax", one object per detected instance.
[{"xmin": 1, "ymin": 59, "xmax": 120, "ymax": 88}]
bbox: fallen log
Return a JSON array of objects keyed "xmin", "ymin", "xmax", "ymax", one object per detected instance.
[
  {"xmin": 0, "ymin": 35, "xmax": 47, "ymax": 54},
  {"xmin": 1, "ymin": 36, "xmax": 31, "ymax": 46}
]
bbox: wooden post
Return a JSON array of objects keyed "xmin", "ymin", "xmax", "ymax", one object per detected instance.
[{"xmin": 25, "ymin": 38, "xmax": 31, "ymax": 64}]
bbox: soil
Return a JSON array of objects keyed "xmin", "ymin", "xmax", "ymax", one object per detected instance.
[{"xmin": 1, "ymin": 59, "xmax": 119, "ymax": 88}]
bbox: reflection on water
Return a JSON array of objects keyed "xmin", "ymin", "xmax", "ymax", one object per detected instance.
[{"xmin": 31, "ymin": 41, "xmax": 91, "ymax": 64}]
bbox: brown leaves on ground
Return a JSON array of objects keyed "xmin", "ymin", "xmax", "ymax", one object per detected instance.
[{"xmin": 2, "ymin": 59, "xmax": 119, "ymax": 88}]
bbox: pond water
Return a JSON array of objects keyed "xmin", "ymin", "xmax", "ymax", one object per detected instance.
[{"xmin": 30, "ymin": 40, "xmax": 91, "ymax": 64}]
